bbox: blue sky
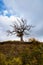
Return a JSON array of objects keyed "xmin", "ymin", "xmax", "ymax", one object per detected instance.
[{"xmin": 0, "ymin": 0, "xmax": 43, "ymax": 41}]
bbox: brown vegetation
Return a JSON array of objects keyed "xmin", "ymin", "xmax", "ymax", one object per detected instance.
[{"xmin": 0, "ymin": 40, "xmax": 43, "ymax": 65}]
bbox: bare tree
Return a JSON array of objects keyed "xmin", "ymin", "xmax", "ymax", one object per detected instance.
[{"xmin": 7, "ymin": 18, "xmax": 33, "ymax": 41}]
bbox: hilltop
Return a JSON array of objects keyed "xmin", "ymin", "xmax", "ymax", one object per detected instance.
[{"xmin": 0, "ymin": 40, "xmax": 43, "ymax": 65}]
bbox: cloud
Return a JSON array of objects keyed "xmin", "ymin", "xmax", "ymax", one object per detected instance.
[
  {"xmin": 3, "ymin": 0, "xmax": 43, "ymax": 25},
  {"xmin": 3, "ymin": 10, "xmax": 8, "ymax": 16},
  {"xmin": 0, "ymin": 15, "xmax": 20, "ymax": 41},
  {"xmin": 3, "ymin": 0, "xmax": 43, "ymax": 18},
  {"xmin": 0, "ymin": 0, "xmax": 43, "ymax": 41}
]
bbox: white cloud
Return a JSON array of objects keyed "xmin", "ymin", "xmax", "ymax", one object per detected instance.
[
  {"xmin": 0, "ymin": 14, "xmax": 43, "ymax": 41},
  {"xmin": 0, "ymin": 15, "xmax": 21, "ymax": 41},
  {"xmin": 3, "ymin": 0, "xmax": 43, "ymax": 18},
  {"xmin": 0, "ymin": 15, "xmax": 18, "ymax": 24},
  {"xmin": 1, "ymin": 0, "xmax": 43, "ymax": 41},
  {"xmin": 3, "ymin": 10, "xmax": 8, "ymax": 16}
]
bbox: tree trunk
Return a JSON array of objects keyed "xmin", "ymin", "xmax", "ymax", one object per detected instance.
[{"xmin": 20, "ymin": 36, "xmax": 23, "ymax": 41}]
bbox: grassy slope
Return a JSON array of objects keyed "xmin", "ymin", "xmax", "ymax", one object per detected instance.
[{"xmin": 0, "ymin": 41, "xmax": 43, "ymax": 65}]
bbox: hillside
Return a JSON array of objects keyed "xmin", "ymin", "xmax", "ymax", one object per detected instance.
[{"xmin": 0, "ymin": 41, "xmax": 43, "ymax": 65}]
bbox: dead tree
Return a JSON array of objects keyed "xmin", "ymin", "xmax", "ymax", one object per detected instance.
[{"xmin": 7, "ymin": 18, "xmax": 33, "ymax": 41}]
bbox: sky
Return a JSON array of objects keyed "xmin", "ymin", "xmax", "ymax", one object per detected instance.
[{"xmin": 0, "ymin": 0, "xmax": 43, "ymax": 41}]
